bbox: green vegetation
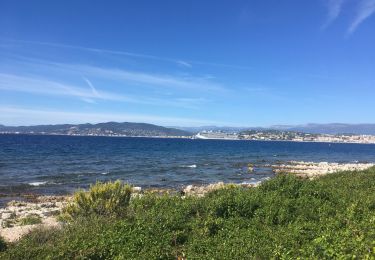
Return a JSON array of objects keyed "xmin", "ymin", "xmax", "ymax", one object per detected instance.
[
  {"xmin": 1, "ymin": 168, "xmax": 375, "ymax": 259},
  {"xmin": 63, "ymin": 180, "xmax": 132, "ymax": 219},
  {"xmin": 18, "ymin": 214, "xmax": 42, "ymax": 226},
  {"xmin": 0, "ymin": 236, "xmax": 6, "ymax": 252}
]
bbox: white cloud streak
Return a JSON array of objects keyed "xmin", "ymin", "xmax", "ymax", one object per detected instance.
[
  {"xmin": 177, "ymin": 60, "xmax": 192, "ymax": 68},
  {"xmin": 348, "ymin": 0, "xmax": 375, "ymax": 34},
  {"xmin": 4, "ymin": 56, "xmax": 226, "ymax": 92},
  {"xmin": 323, "ymin": 0, "xmax": 345, "ymax": 28},
  {"xmin": 73, "ymin": 65, "xmax": 226, "ymax": 92},
  {"xmin": 82, "ymin": 76, "xmax": 100, "ymax": 98},
  {"xmin": 0, "ymin": 106, "xmax": 221, "ymax": 126},
  {"xmin": 1, "ymin": 39, "xmax": 253, "ymax": 70},
  {"xmin": 0, "ymin": 73, "xmax": 209, "ymax": 109},
  {"xmin": 0, "ymin": 73, "xmax": 126, "ymax": 102}
]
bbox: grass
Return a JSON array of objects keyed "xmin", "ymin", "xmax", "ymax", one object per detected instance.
[
  {"xmin": 0, "ymin": 236, "xmax": 6, "ymax": 252},
  {"xmin": 18, "ymin": 214, "xmax": 42, "ymax": 226},
  {"xmin": 1, "ymin": 168, "xmax": 375, "ymax": 259}
]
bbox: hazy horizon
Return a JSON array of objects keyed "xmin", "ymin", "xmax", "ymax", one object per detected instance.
[{"xmin": 2, "ymin": 121, "xmax": 375, "ymax": 129}]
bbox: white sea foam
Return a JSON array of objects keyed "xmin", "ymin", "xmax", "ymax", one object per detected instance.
[
  {"xmin": 181, "ymin": 164, "xmax": 197, "ymax": 168},
  {"xmin": 101, "ymin": 172, "xmax": 109, "ymax": 175},
  {"xmin": 28, "ymin": 181, "xmax": 47, "ymax": 186}
]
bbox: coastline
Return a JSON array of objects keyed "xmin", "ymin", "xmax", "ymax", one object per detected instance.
[
  {"xmin": 2, "ymin": 167, "xmax": 375, "ymax": 258},
  {"xmin": 1, "ymin": 161, "xmax": 374, "ymax": 242},
  {"xmin": 0, "ymin": 183, "xmax": 255, "ymax": 242},
  {"xmin": 2, "ymin": 132, "xmax": 375, "ymax": 145},
  {"xmin": 1, "ymin": 160, "xmax": 374, "ymax": 200}
]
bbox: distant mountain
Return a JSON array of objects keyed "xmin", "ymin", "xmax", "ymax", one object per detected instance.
[
  {"xmin": 0, "ymin": 122, "xmax": 192, "ymax": 137},
  {"xmin": 270, "ymin": 123, "xmax": 375, "ymax": 135},
  {"xmin": 3, "ymin": 122, "xmax": 375, "ymax": 137}
]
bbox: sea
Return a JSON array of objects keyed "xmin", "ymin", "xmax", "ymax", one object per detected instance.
[{"xmin": 1, "ymin": 134, "xmax": 375, "ymax": 197}]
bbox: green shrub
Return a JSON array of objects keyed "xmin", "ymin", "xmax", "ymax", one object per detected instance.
[
  {"xmin": 0, "ymin": 236, "xmax": 6, "ymax": 252},
  {"xmin": 2, "ymin": 168, "xmax": 375, "ymax": 259},
  {"xmin": 18, "ymin": 214, "xmax": 42, "ymax": 226},
  {"xmin": 63, "ymin": 180, "xmax": 132, "ymax": 218}
]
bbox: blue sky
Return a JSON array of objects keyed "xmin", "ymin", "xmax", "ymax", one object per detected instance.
[{"xmin": 0, "ymin": 0, "xmax": 374, "ymax": 127}]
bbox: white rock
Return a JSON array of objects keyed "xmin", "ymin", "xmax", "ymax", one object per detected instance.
[
  {"xmin": 1, "ymin": 212, "xmax": 14, "ymax": 220},
  {"xmin": 132, "ymin": 186, "xmax": 142, "ymax": 192},
  {"xmin": 184, "ymin": 185, "xmax": 194, "ymax": 193}
]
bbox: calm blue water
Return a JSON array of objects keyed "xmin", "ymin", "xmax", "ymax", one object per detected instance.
[{"xmin": 1, "ymin": 134, "xmax": 375, "ymax": 195}]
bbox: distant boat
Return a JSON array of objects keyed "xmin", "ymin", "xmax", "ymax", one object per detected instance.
[{"xmin": 195, "ymin": 132, "xmax": 238, "ymax": 140}]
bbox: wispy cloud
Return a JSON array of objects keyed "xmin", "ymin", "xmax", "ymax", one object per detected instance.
[
  {"xmin": 0, "ymin": 106, "xmax": 222, "ymax": 126},
  {"xmin": 2, "ymin": 56, "xmax": 229, "ymax": 93},
  {"xmin": 348, "ymin": 0, "xmax": 375, "ymax": 34},
  {"xmin": 0, "ymin": 73, "xmax": 126, "ymax": 102},
  {"xmin": 5, "ymin": 39, "xmax": 175, "ymax": 63},
  {"xmin": 177, "ymin": 60, "xmax": 192, "ymax": 68},
  {"xmin": 82, "ymin": 77, "xmax": 100, "ymax": 98},
  {"xmin": 7, "ymin": 57, "xmax": 227, "ymax": 92},
  {"xmin": 0, "ymin": 73, "xmax": 210, "ymax": 109},
  {"xmin": 0, "ymin": 42, "xmax": 230, "ymax": 113},
  {"xmin": 323, "ymin": 0, "xmax": 345, "ymax": 28},
  {"xmin": 322, "ymin": 0, "xmax": 375, "ymax": 34},
  {"xmin": 73, "ymin": 65, "xmax": 226, "ymax": 92},
  {"xmin": 1, "ymin": 38, "xmax": 253, "ymax": 70}
]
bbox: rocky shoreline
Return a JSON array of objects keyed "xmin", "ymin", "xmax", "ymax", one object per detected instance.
[
  {"xmin": 272, "ymin": 161, "xmax": 374, "ymax": 178},
  {"xmin": 1, "ymin": 161, "xmax": 374, "ymax": 242},
  {"xmin": 0, "ymin": 196, "xmax": 68, "ymax": 242},
  {"xmin": 0, "ymin": 183, "xmax": 259, "ymax": 242}
]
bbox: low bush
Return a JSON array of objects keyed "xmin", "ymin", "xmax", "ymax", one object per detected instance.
[
  {"xmin": 2, "ymin": 168, "xmax": 375, "ymax": 259},
  {"xmin": 63, "ymin": 180, "xmax": 132, "ymax": 219},
  {"xmin": 0, "ymin": 236, "xmax": 6, "ymax": 252}
]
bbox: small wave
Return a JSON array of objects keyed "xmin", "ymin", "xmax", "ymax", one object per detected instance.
[
  {"xmin": 101, "ymin": 172, "xmax": 109, "ymax": 175},
  {"xmin": 28, "ymin": 181, "xmax": 47, "ymax": 186},
  {"xmin": 181, "ymin": 164, "xmax": 197, "ymax": 168},
  {"xmin": 46, "ymin": 181, "xmax": 61, "ymax": 185}
]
